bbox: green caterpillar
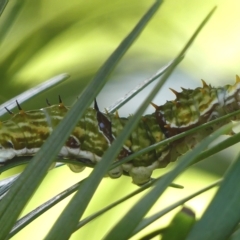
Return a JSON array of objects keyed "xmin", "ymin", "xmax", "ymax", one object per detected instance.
[{"xmin": 1, "ymin": 76, "xmax": 240, "ymax": 185}]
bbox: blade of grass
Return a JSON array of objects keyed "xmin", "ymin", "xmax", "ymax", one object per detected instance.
[
  {"xmin": 7, "ymin": 179, "xmax": 86, "ymax": 239},
  {"xmin": 133, "ymin": 179, "xmax": 221, "ymax": 235},
  {"xmin": 0, "ymin": 163, "xmax": 65, "ymax": 198},
  {"xmin": 0, "ymin": 0, "xmax": 8, "ymax": 17},
  {"xmin": 107, "ymin": 60, "xmax": 176, "ymax": 113},
  {"xmin": 104, "ymin": 123, "xmax": 232, "ymax": 240},
  {"xmin": 186, "ymin": 153, "xmax": 240, "ymax": 240},
  {"xmin": 0, "ymin": 1, "xmax": 164, "ymax": 238},
  {"xmin": 7, "ymin": 178, "xmax": 157, "ymax": 238},
  {"xmin": 0, "ymin": 73, "xmax": 69, "ymax": 116},
  {"xmin": 111, "ymin": 108, "xmax": 240, "ymax": 169},
  {"xmin": 15, "ymin": 177, "xmax": 216, "ymax": 239},
  {"xmin": 0, "ymin": 1, "xmax": 25, "ymax": 44},
  {"xmin": 229, "ymin": 227, "xmax": 240, "ymax": 240},
  {"xmin": 0, "ymin": 174, "xmax": 18, "ymax": 200},
  {"xmin": 74, "ymin": 178, "xmax": 182, "ymax": 231},
  {"xmin": 193, "ymin": 131, "xmax": 240, "ymax": 165},
  {"xmin": 7, "ymin": 174, "xmax": 182, "ymax": 239}
]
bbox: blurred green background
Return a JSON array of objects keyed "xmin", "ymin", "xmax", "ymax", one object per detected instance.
[{"xmin": 0, "ymin": 0, "xmax": 240, "ymax": 239}]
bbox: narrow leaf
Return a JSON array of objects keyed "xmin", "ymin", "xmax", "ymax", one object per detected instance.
[
  {"xmin": 104, "ymin": 123, "xmax": 231, "ymax": 239},
  {"xmin": 7, "ymin": 179, "xmax": 85, "ymax": 239},
  {"xmin": 186, "ymin": 152, "xmax": 240, "ymax": 240},
  {"xmin": 0, "ymin": 73, "xmax": 69, "ymax": 117},
  {"xmin": 0, "ymin": 0, "xmax": 8, "ymax": 16},
  {"xmin": 133, "ymin": 180, "xmax": 221, "ymax": 235},
  {"xmin": 107, "ymin": 60, "xmax": 178, "ymax": 113},
  {"xmin": 0, "ymin": 1, "xmax": 25, "ymax": 44}
]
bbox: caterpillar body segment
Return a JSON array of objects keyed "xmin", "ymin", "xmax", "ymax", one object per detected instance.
[{"xmin": 0, "ymin": 76, "xmax": 240, "ymax": 185}]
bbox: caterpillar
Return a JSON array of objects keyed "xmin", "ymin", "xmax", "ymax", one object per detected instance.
[{"xmin": 0, "ymin": 76, "xmax": 240, "ymax": 185}]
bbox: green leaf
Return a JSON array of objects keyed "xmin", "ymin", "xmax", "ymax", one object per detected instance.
[
  {"xmin": 107, "ymin": 60, "xmax": 177, "ymax": 113},
  {"xmin": 0, "ymin": 73, "xmax": 69, "ymax": 117},
  {"xmin": 110, "ymin": 108, "xmax": 240, "ymax": 170},
  {"xmin": 229, "ymin": 226, "xmax": 240, "ymax": 240},
  {"xmin": 7, "ymin": 179, "xmax": 85, "ymax": 239},
  {"xmin": 133, "ymin": 180, "xmax": 221, "ymax": 235},
  {"xmin": 186, "ymin": 152, "xmax": 240, "ymax": 240},
  {"xmin": 7, "ymin": 173, "xmax": 182, "ymax": 238},
  {"xmin": 0, "ymin": 1, "xmax": 25, "ymax": 44},
  {"xmin": 104, "ymin": 122, "xmax": 231, "ymax": 240},
  {"xmin": 0, "ymin": 0, "xmax": 8, "ymax": 17}
]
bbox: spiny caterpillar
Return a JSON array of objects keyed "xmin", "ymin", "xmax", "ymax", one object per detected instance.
[{"xmin": 0, "ymin": 76, "xmax": 240, "ymax": 185}]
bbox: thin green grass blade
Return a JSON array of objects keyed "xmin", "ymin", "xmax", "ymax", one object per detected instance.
[
  {"xmin": 107, "ymin": 60, "xmax": 176, "ymax": 113},
  {"xmin": 104, "ymin": 122, "xmax": 232, "ymax": 240},
  {"xmin": 133, "ymin": 180, "xmax": 221, "ymax": 235},
  {"xmin": 0, "ymin": 157, "xmax": 38, "ymax": 173},
  {"xmin": 0, "ymin": 175, "xmax": 18, "ymax": 200},
  {"xmin": 186, "ymin": 153, "xmax": 240, "ymax": 240},
  {"xmin": 6, "ymin": 172, "xmax": 183, "ymax": 238},
  {"xmin": 7, "ymin": 179, "xmax": 85, "ymax": 239},
  {"xmin": 0, "ymin": 1, "xmax": 25, "ymax": 44},
  {"xmin": 9, "ymin": 179, "xmax": 154, "ymax": 238},
  {"xmin": 0, "ymin": 73, "xmax": 69, "ymax": 116},
  {"xmin": 111, "ymin": 108, "xmax": 240, "ymax": 169},
  {"xmin": 0, "ymin": 0, "xmax": 8, "ymax": 17},
  {"xmin": 74, "ymin": 179, "xmax": 182, "ymax": 231},
  {"xmin": 193, "ymin": 131, "xmax": 240, "ymax": 165},
  {"xmin": 229, "ymin": 227, "xmax": 240, "ymax": 240},
  {"xmin": 45, "ymin": 2, "xmax": 165, "ymax": 239},
  {"xmin": 0, "ymin": 163, "xmax": 64, "ymax": 198},
  {"xmin": 7, "ymin": 174, "xmax": 182, "ymax": 239}
]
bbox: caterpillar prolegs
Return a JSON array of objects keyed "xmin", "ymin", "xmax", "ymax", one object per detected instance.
[{"xmin": 0, "ymin": 76, "xmax": 240, "ymax": 185}]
